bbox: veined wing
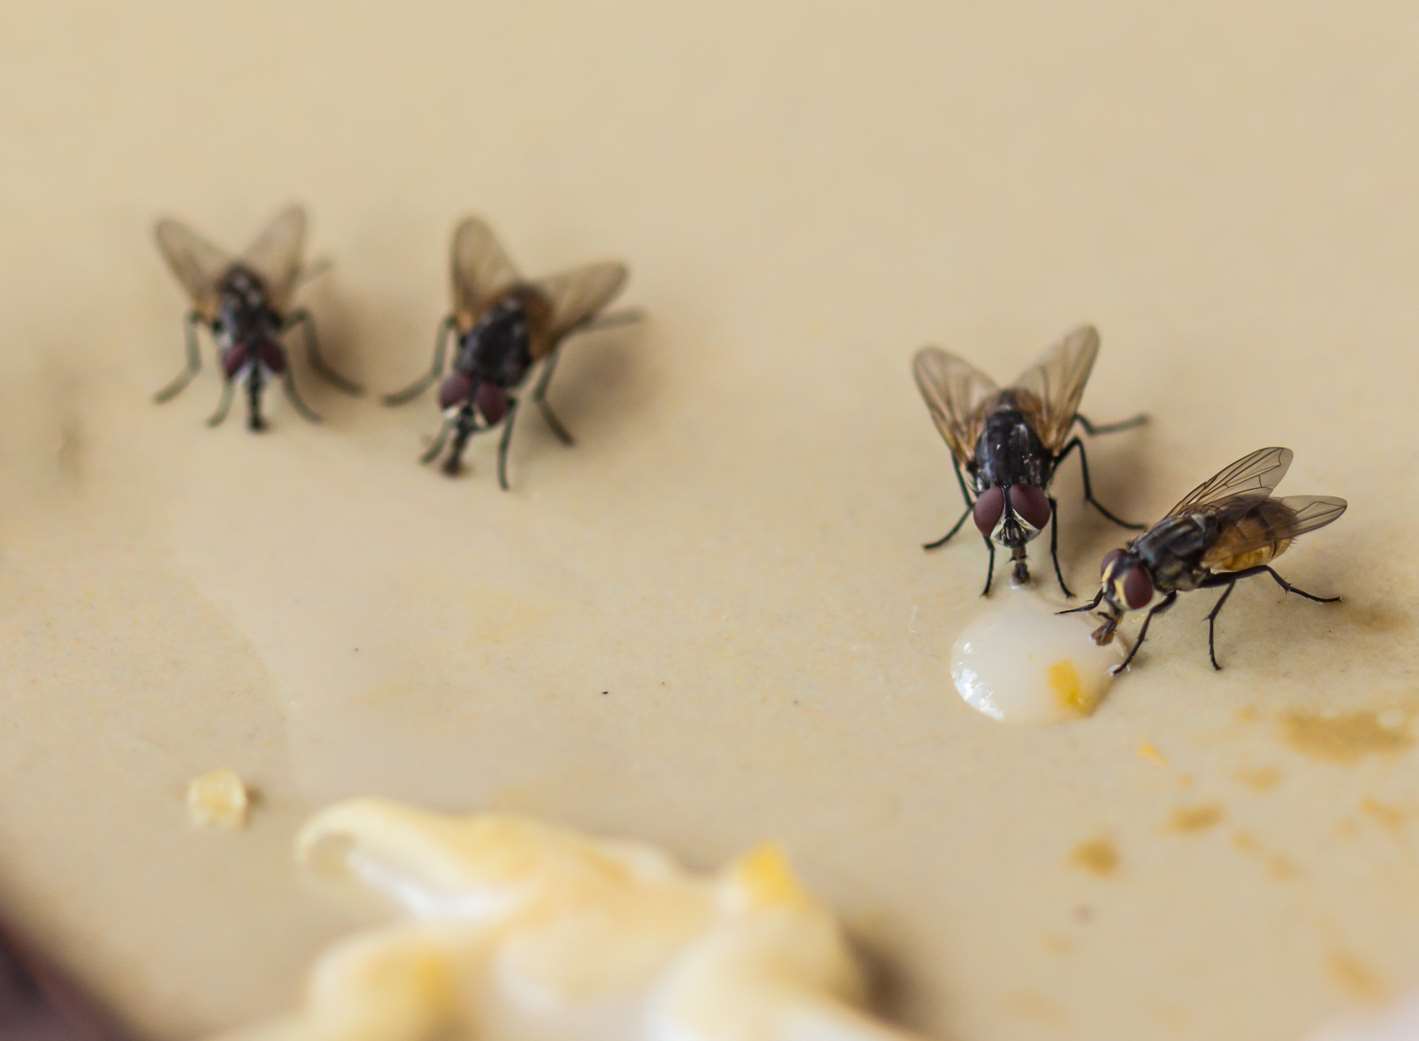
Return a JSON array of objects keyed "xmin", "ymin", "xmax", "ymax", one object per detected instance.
[
  {"xmin": 240, "ymin": 204, "xmax": 308, "ymax": 313},
  {"xmin": 535, "ymin": 261, "xmax": 629, "ymax": 340},
  {"xmin": 1006, "ymin": 324, "xmax": 1099, "ymax": 455},
  {"xmin": 1202, "ymin": 494, "xmax": 1347, "ymax": 571},
  {"xmin": 912, "ymin": 347, "xmax": 999, "ymax": 467},
  {"xmin": 154, "ymin": 217, "xmax": 231, "ymax": 319},
  {"xmin": 450, "ymin": 216, "xmax": 522, "ymax": 323},
  {"xmin": 1168, "ymin": 446, "xmax": 1293, "ymax": 517}
]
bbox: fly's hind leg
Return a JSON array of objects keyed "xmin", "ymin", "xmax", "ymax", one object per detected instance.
[
  {"xmin": 285, "ymin": 309, "xmax": 363, "ymax": 396},
  {"xmin": 531, "ymin": 348, "xmax": 574, "ymax": 446},
  {"xmin": 1199, "ymin": 565, "xmax": 1341, "ymax": 669},
  {"xmin": 497, "ymin": 398, "xmax": 520, "ymax": 491},
  {"xmin": 282, "ymin": 369, "xmax": 323, "ymax": 424},
  {"xmin": 1055, "ymin": 436, "xmax": 1146, "ymax": 531},
  {"xmin": 1047, "ymin": 495, "xmax": 1073, "ymax": 597},
  {"xmin": 1203, "ymin": 581, "xmax": 1237, "ymax": 670}
]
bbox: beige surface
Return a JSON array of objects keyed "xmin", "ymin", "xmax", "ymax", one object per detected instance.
[{"xmin": 2, "ymin": 3, "xmax": 1417, "ymax": 1040}]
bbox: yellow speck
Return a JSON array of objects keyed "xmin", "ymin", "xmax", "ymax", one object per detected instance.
[
  {"xmin": 1327, "ymin": 950, "xmax": 1388, "ymax": 1002},
  {"xmin": 1178, "ymin": 773, "xmax": 1195, "ymax": 789},
  {"xmin": 1068, "ymin": 837, "xmax": 1119, "ymax": 877},
  {"xmin": 1282, "ymin": 711, "xmax": 1414, "ymax": 764},
  {"xmin": 1234, "ymin": 767, "xmax": 1282, "ymax": 792},
  {"xmin": 732, "ymin": 843, "xmax": 807, "ymax": 908},
  {"xmin": 1048, "ymin": 659, "xmax": 1097, "ymax": 716},
  {"xmin": 186, "ymin": 769, "xmax": 250, "ymax": 830},
  {"xmin": 1361, "ymin": 798, "xmax": 1406, "ymax": 831},
  {"xmin": 1236, "ymin": 706, "xmax": 1262, "ymax": 724},
  {"xmin": 1137, "ymin": 741, "xmax": 1167, "ymax": 765},
  {"xmin": 1168, "ymin": 804, "xmax": 1224, "ymax": 833}
]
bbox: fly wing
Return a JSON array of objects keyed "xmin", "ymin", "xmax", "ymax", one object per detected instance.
[
  {"xmin": 1005, "ymin": 324, "xmax": 1099, "ymax": 454},
  {"xmin": 154, "ymin": 217, "xmax": 232, "ymax": 319},
  {"xmin": 240, "ymin": 204, "xmax": 308, "ymax": 313},
  {"xmin": 534, "ymin": 261, "xmax": 629, "ymax": 339},
  {"xmin": 1201, "ymin": 495, "xmax": 1347, "ymax": 570},
  {"xmin": 912, "ymin": 347, "xmax": 999, "ymax": 467},
  {"xmin": 450, "ymin": 216, "xmax": 522, "ymax": 323},
  {"xmin": 1167, "ymin": 446, "xmax": 1294, "ymax": 517}
]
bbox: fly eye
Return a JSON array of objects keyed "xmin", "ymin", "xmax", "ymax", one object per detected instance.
[
  {"xmin": 1008, "ymin": 485, "xmax": 1052, "ymax": 530},
  {"xmin": 1100, "ymin": 547, "xmax": 1124, "ymax": 578},
  {"xmin": 972, "ymin": 486, "xmax": 1005, "ymax": 537},
  {"xmin": 1123, "ymin": 565, "xmax": 1154, "ymax": 610}
]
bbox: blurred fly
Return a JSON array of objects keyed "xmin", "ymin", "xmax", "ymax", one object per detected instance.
[
  {"xmin": 1064, "ymin": 446, "xmax": 1346, "ymax": 672},
  {"xmin": 152, "ymin": 205, "xmax": 361, "ymax": 431},
  {"xmin": 383, "ymin": 216, "xmax": 635, "ymax": 488},
  {"xmin": 913, "ymin": 325, "xmax": 1146, "ymax": 596}
]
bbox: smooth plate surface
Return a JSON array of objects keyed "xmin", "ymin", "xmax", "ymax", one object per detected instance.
[{"xmin": 1, "ymin": 3, "xmax": 1417, "ymax": 1040}]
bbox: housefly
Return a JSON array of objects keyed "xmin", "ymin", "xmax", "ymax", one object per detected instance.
[
  {"xmin": 913, "ymin": 325, "xmax": 1146, "ymax": 596},
  {"xmin": 1064, "ymin": 446, "xmax": 1347, "ymax": 672},
  {"xmin": 152, "ymin": 205, "xmax": 361, "ymax": 431},
  {"xmin": 383, "ymin": 216, "xmax": 635, "ymax": 488}
]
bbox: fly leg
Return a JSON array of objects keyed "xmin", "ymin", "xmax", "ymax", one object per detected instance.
[
  {"xmin": 1058, "ymin": 588, "xmax": 1104, "ymax": 615},
  {"xmin": 420, "ymin": 417, "xmax": 453, "ymax": 465},
  {"xmin": 980, "ymin": 534, "xmax": 996, "ymax": 596},
  {"xmin": 155, "ymin": 311, "xmax": 204, "ymax": 403},
  {"xmin": 206, "ymin": 379, "xmax": 235, "ymax": 427},
  {"xmin": 531, "ymin": 348, "xmax": 574, "ymax": 445},
  {"xmin": 497, "ymin": 397, "xmax": 520, "ymax": 491},
  {"xmin": 1047, "ymin": 495, "xmax": 1074, "ymax": 597},
  {"xmin": 281, "ymin": 368, "xmax": 322, "ymax": 424},
  {"xmin": 924, "ymin": 455, "xmax": 975, "ymax": 550},
  {"xmin": 284, "ymin": 309, "xmax": 362, "ymax": 395},
  {"xmin": 1202, "ymin": 581, "xmax": 1237, "ymax": 670},
  {"xmin": 1113, "ymin": 591, "xmax": 1178, "ymax": 674},
  {"xmin": 442, "ymin": 413, "xmax": 477, "ymax": 477},
  {"xmin": 247, "ymin": 371, "xmax": 267, "ymax": 432},
  {"xmin": 1055, "ymin": 436, "xmax": 1146, "ymax": 531},
  {"xmin": 384, "ymin": 316, "xmax": 455, "ymax": 406},
  {"xmin": 1074, "ymin": 413, "xmax": 1147, "ymax": 436}
]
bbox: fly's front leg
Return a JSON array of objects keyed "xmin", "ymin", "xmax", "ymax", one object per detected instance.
[
  {"xmin": 206, "ymin": 379, "xmax": 235, "ymax": 427},
  {"xmin": 385, "ymin": 316, "xmax": 455, "ymax": 406},
  {"xmin": 1198, "ymin": 565, "xmax": 1341, "ymax": 669},
  {"xmin": 155, "ymin": 310, "xmax": 204, "ymax": 403},
  {"xmin": 1202, "ymin": 581, "xmax": 1237, "ymax": 670},
  {"xmin": 1075, "ymin": 413, "xmax": 1147, "ymax": 436},
  {"xmin": 1047, "ymin": 495, "xmax": 1073, "ymax": 597},
  {"xmin": 1058, "ymin": 588, "xmax": 1104, "ymax": 616},
  {"xmin": 285, "ymin": 309, "xmax": 363, "ymax": 395},
  {"xmin": 1112, "ymin": 591, "xmax": 1178, "ymax": 674},
  {"xmin": 246, "ymin": 371, "xmax": 267, "ymax": 432},
  {"xmin": 924, "ymin": 455, "xmax": 976, "ymax": 550},
  {"xmin": 420, "ymin": 416, "xmax": 454, "ymax": 465},
  {"xmin": 497, "ymin": 397, "xmax": 520, "ymax": 491},
  {"xmin": 1055, "ymin": 437, "xmax": 1146, "ymax": 531},
  {"xmin": 531, "ymin": 348, "xmax": 574, "ymax": 445},
  {"xmin": 980, "ymin": 534, "xmax": 996, "ymax": 596}
]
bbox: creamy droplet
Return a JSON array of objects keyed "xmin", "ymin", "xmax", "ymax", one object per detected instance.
[{"xmin": 950, "ymin": 588, "xmax": 1127, "ymax": 724}]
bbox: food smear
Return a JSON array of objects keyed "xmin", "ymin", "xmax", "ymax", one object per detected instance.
[
  {"xmin": 208, "ymin": 798, "xmax": 930, "ymax": 1041},
  {"xmin": 950, "ymin": 588, "xmax": 1127, "ymax": 724},
  {"xmin": 186, "ymin": 769, "xmax": 250, "ymax": 830}
]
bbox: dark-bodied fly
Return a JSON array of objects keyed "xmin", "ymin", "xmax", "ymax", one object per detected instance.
[
  {"xmin": 152, "ymin": 205, "xmax": 361, "ymax": 430},
  {"xmin": 383, "ymin": 216, "xmax": 634, "ymax": 488},
  {"xmin": 913, "ymin": 325, "xmax": 1146, "ymax": 596},
  {"xmin": 1064, "ymin": 446, "xmax": 1346, "ymax": 672}
]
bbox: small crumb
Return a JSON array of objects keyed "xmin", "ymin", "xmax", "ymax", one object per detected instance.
[
  {"xmin": 1282, "ymin": 711, "xmax": 1414, "ymax": 764},
  {"xmin": 1168, "ymin": 804, "xmax": 1224, "ymax": 833},
  {"xmin": 1327, "ymin": 950, "xmax": 1388, "ymax": 1002},
  {"xmin": 1361, "ymin": 798, "xmax": 1406, "ymax": 831},
  {"xmin": 601, "ymin": 690, "xmax": 609, "ymax": 696},
  {"xmin": 1137, "ymin": 741, "xmax": 1167, "ymax": 765},
  {"xmin": 1068, "ymin": 837, "xmax": 1119, "ymax": 877},
  {"xmin": 1234, "ymin": 766, "xmax": 1282, "ymax": 792},
  {"xmin": 187, "ymin": 769, "xmax": 250, "ymax": 830}
]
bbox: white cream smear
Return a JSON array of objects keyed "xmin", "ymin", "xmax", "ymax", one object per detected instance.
[
  {"xmin": 950, "ymin": 587, "xmax": 1127, "ymax": 724},
  {"xmin": 209, "ymin": 799, "xmax": 931, "ymax": 1041}
]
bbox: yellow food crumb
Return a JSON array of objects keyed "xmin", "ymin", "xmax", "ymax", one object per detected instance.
[
  {"xmin": 1168, "ymin": 804, "xmax": 1224, "ymax": 833},
  {"xmin": 1281, "ymin": 711, "xmax": 1414, "ymax": 764},
  {"xmin": 1137, "ymin": 741, "xmax": 1167, "ymax": 765},
  {"xmin": 1047, "ymin": 660, "xmax": 1097, "ymax": 716},
  {"xmin": 186, "ymin": 769, "xmax": 250, "ymax": 830},
  {"xmin": 1068, "ymin": 836, "xmax": 1119, "ymax": 877},
  {"xmin": 731, "ymin": 843, "xmax": 808, "ymax": 909},
  {"xmin": 1327, "ymin": 950, "xmax": 1389, "ymax": 1002}
]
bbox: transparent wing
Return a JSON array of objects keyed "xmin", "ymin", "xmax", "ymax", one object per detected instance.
[
  {"xmin": 535, "ymin": 261, "xmax": 629, "ymax": 338},
  {"xmin": 1201, "ymin": 494, "xmax": 1347, "ymax": 570},
  {"xmin": 1006, "ymin": 324, "xmax": 1099, "ymax": 454},
  {"xmin": 153, "ymin": 217, "xmax": 231, "ymax": 317},
  {"xmin": 912, "ymin": 347, "xmax": 999, "ymax": 466},
  {"xmin": 450, "ymin": 216, "xmax": 522, "ymax": 320},
  {"xmin": 240, "ymin": 204, "xmax": 308, "ymax": 312},
  {"xmin": 1167, "ymin": 447, "xmax": 1294, "ymax": 517}
]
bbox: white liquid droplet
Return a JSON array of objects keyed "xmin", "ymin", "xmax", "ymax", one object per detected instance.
[{"xmin": 950, "ymin": 588, "xmax": 1128, "ymax": 724}]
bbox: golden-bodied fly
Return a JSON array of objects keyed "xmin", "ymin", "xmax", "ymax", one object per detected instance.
[
  {"xmin": 152, "ymin": 205, "xmax": 361, "ymax": 430},
  {"xmin": 913, "ymin": 325, "xmax": 1146, "ymax": 595},
  {"xmin": 1064, "ymin": 446, "xmax": 1346, "ymax": 672},
  {"xmin": 383, "ymin": 216, "xmax": 636, "ymax": 488}
]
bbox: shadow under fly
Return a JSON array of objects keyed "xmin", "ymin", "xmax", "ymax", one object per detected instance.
[
  {"xmin": 152, "ymin": 204, "xmax": 361, "ymax": 431},
  {"xmin": 383, "ymin": 216, "xmax": 638, "ymax": 489},
  {"xmin": 913, "ymin": 324, "xmax": 1146, "ymax": 597}
]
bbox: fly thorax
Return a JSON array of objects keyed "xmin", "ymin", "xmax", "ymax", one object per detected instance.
[{"xmin": 467, "ymin": 299, "xmax": 533, "ymax": 388}]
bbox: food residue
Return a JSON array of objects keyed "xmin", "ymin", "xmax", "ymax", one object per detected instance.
[
  {"xmin": 1234, "ymin": 767, "xmax": 1282, "ymax": 792},
  {"xmin": 1168, "ymin": 804, "xmax": 1225, "ymax": 833},
  {"xmin": 186, "ymin": 769, "xmax": 250, "ymax": 830},
  {"xmin": 1328, "ymin": 950, "xmax": 1389, "ymax": 1003},
  {"xmin": 1282, "ymin": 711, "xmax": 1414, "ymax": 764},
  {"xmin": 1137, "ymin": 741, "xmax": 1167, "ymax": 765},
  {"xmin": 1232, "ymin": 831, "xmax": 1298, "ymax": 880},
  {"xmin": 1360, "ymin": 798, "xmax": 1407, "ymax": 832},
  {"xmin": 1069, "ymin": 837, "xmax": 1119, "ymax": 877},
  {"xmin": 209, "ymin": 798, "xmax": 929, "ymax": 1041},
  {"xmin": 950, "ymin": 589, "xmax": 1126, "ymax": 724}
]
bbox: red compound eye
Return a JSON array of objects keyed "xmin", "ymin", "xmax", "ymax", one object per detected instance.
[
  {"xmin": 1100, "ymin": 547, "xmax": 1125, "ymax": 579},
  {"xmin": 1008, "ymin": 484, "xmax": 1052, "ymax": 530},
  {"xmin": 973, "ymin": 486, "xmax": 1005, "ymax": 537},
  {"xmin": 1122, "ymin": 565, "xmax": 1154, "ymax": 609},
  {"xmin": 438, "ymin": 372, "xmax": 473, "ymax": 410}
]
